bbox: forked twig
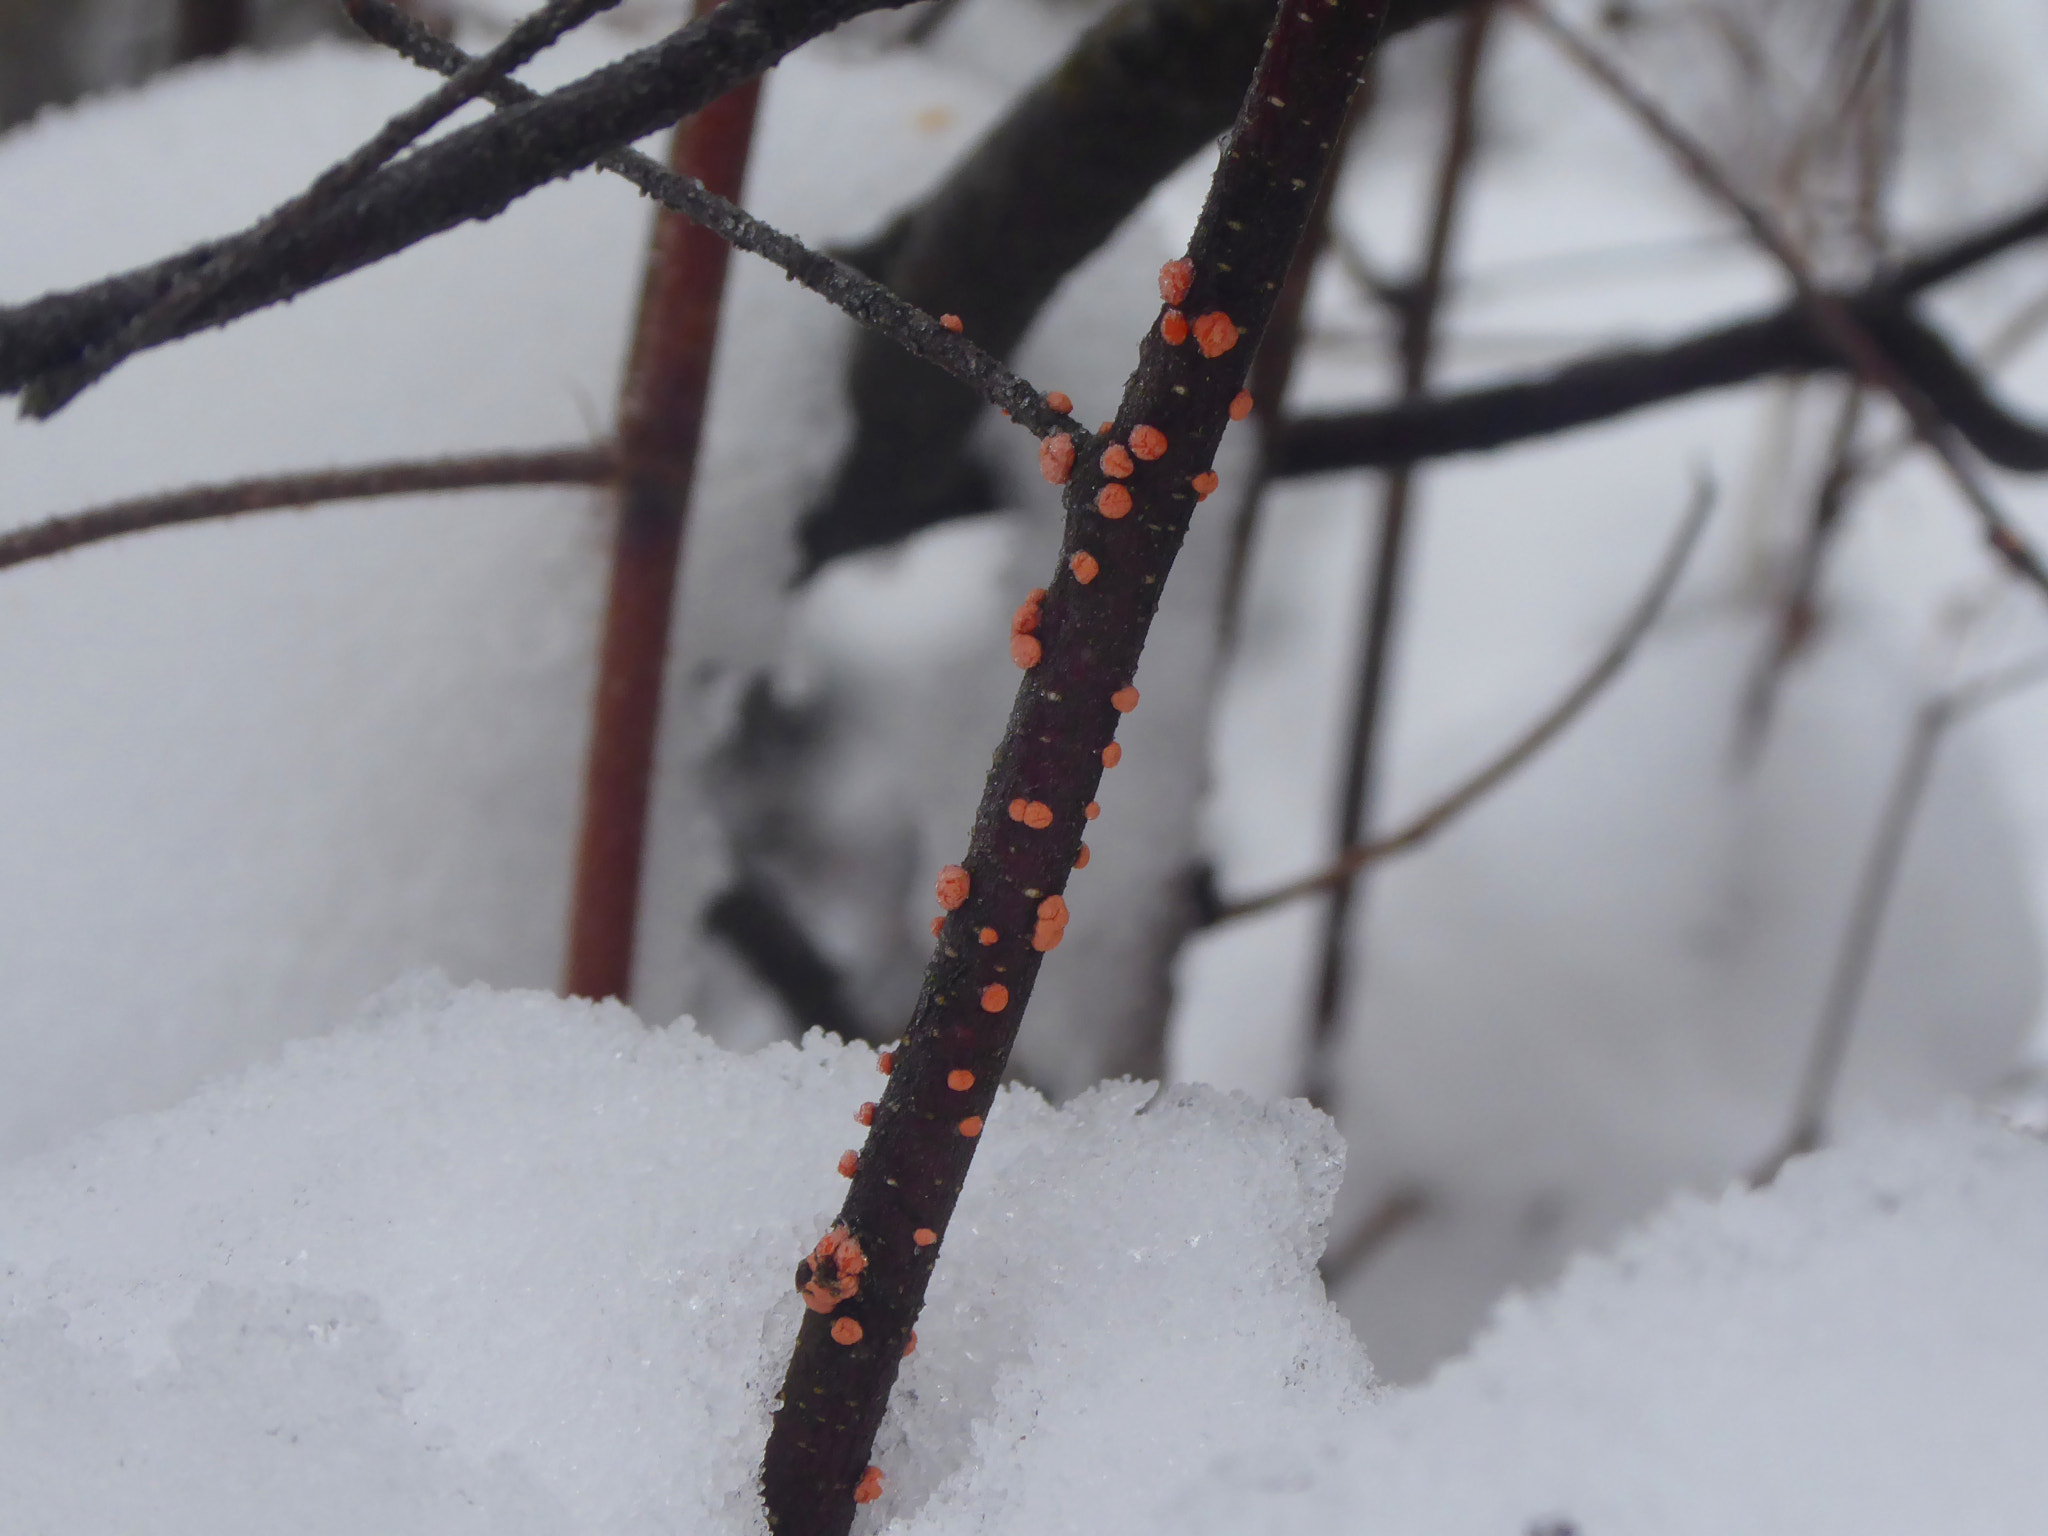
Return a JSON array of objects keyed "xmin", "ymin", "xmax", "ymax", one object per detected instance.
[
  {"xmin": 0, "ymin": 446, "xmax": 617, "ymax": 573},
  {"xmin": 1217, "ymin": 475, "xmax": 1714, "ymax": 925}
]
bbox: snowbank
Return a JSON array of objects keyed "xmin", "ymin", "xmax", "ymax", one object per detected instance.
[{"xmin": 3, "ymin": 983, "xmax": 2044, "ymax": 1534}]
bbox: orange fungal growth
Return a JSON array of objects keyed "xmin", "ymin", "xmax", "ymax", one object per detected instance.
[
  {"xmin": 1038, "ymin": 895, "xmax": 1068, "ymax": 923},
  {"xmin": 1129, "ymin": 424, "xmax": 1168, "ymax": 461},
  {"xmin": 948, "ymin": 1068, "xmax": 976, "ymax": 1091},
  {"xmin": 1074, "ymin": 843, "xmax": 1091, "ymax": 869},
  {"xmin": 798, "ymin": 1226, "xmax": 866, "ymax": 1313},
  {"xmin": 1097, "ymin": 484, "xmax": 1133, "ymax": 519},
  {"xmin": 979, "ymin": 926, "xmax": 999, "ymax": 946},
  {"xmin": 1111, "ymin": 685, "xmax": 1140, "ymax": 713},
  {"xmin": 1100, "ymin": 444, "xmax": 1134, "ymax": 479},
  {"xmin": 1159, "ymin": 257, "xmax": 1194, "ymax": 305},
  {"xmin": 980, "ymin": 983, "xmax": 1009, "ymax": 1013},
  {"xmin": 939, "ymin": 312, "xmax": 964, "ymax": 333},
  {"xmin": 878, "ymin": 1050, "xmax": 895, "ymax": 1075},
  {"xmin": 1084, "ymin": 801, "xmax": 1101, "ymax": 820},
  {"xmin": 930, "ymin": 915, "xmax": 944, "ymax": 938},
  {"xmin": 1031, "ymin": 926, "xmax": 1063, "ymax": 954},
  {"xmin": 1159, "ymin": 308, "xmax": 1189, "ymax": 346},
  {"xmin": 1008, "ymin": 798, "xmax": 1029, "ymax": 822},
  {"xmin": 1193, "ymin": 311, "xmax": 1240, "ymax": 357},
  {"xmin": 1045, "ymin": 389, "xmax": 1073, "ymax": 415},
  {"xmin": 913, "ymin": 1227, "xmax": 938, "ymax": 1247},
  {"xmin": 1230, "ymin": 390, "xmax": 1254, "ymax": 421},
  {"xmin": 1191, "ymin": 471, "xmax": 1220, "ymax": 501},
  {"xmin": 837, "ymin": 1150, "xmax": 860, "ymax": 1178},
  {"xmin": 1070, "ymin": 551, "xmax": 1099, "ymax": 585},
  {"xmin": 1039, "ymin": 432, "xmax": 1076, "ymax": 486},
  {"xmin": 1021, "ymin": 800, "xmax": 1054, "ymax": 829},
  {"xmin": 958, "ymin": 1116, "xmax": 984, "ymax": 1138},
  {"xmin": 935, "ymin": 864, "xmax": 971, "ymax": 910},
  {"xmin": 1010, "ymin": 633, "xmax": 1043, "ymax": 669},
  {"xmin": 1032, "ymin": 892, "xmax": 1071, "ymax": 953},
  {"xmin": 854, "ymin": 1467, "xmax": 885, "ymax": 1505},
  {"xmin": 1102, "ymin": 742, "xmax": 1123, "ymax": 768},
  {"xmin": 1011, "ymin": 590, "xmax": 1045, "ymax": 635},
  {"xmin": 903, "ymin": 1330, "xmax": 918, "ymax": 1358},
  {"xmin": 857, "ymin": 1101, "xmax": 876, "ymax": 1126}
]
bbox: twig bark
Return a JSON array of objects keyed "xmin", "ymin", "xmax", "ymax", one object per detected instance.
[
  {"xmin": 0, "ymin": 0, "xmax": 916, "ymax": 403},
  {"xmin": 756, "ymin": 0, "xmax": 1388, "ymax": 1527},
  {"xmin": 564, "ymin": 0, "xmax": 762, "ymax": 1005},
  {"xmin": 1309, "ymin": 2, "xmax": 1492, "ymax": 1104},
  {"xmin": 1215, "ymin": 475, "xmax": 1713, "ymax": 924},
  {"xmin": 0, "ymin": 446, "xmax": 616, "ymax": 573},
  {"xmin": 705, "ymin": 873, "xmax": 873, "ymax": 1042},
  {"xmin": 175, "ymin": 0, "xmax": 249, "ymax": 61},
  {"xmin": 341, "ymin": 0, "xmax": 1083, "ymax": 444}
]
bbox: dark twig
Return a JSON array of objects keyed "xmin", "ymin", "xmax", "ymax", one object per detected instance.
[
  {"xmin": 1521, "ymin": 0, "xmax": 2048, "ymax": 599},
  {"xmin": 346, "ymin": 0, "xmax": 1083, "ymax": 444},
  {"xmin": 175, "ymin": 0, "xmax": 249, "ymax": 61},
  {"xmin": 1752, "ymin": 649, "xmax": 2048, "ymax": 1185},
  {"xmin": 0, "ymin": 446, "xmax": 617, "ymax": 573},
  {"xmin": 1216, "ymin": 475, "xmax": 1713, "ymax": 924},
  {"xmin": 758, "ymin": 0, "xmax": 1387, "ymax": 1526},
  {"xmin": 1318, "ymin": 1185, "xmax": 1428, "ymax": 1287},
  {"xmin": 23, "ymin": 0, "xmax": 628, "ymax": 417},
  {"xmin": 564, "ymin": 0, "xmax": 762, "ymax": 1006},
  {"xmin": 1309, "ymin": 3, "xmax": 1493, "ymax": 1105},
  {"xmin": 706, "ymin": 875, "xmax": 873, "ymax": 1042},
  {"xmin": 0, "ymin": 0, "xmax": 917, "ymax": 403}
]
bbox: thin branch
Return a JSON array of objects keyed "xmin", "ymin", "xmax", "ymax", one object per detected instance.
[
  {"xmin": 175, "ymin": 0, "xmax": 249, "ymax": 61},
  {"xmin": 347, "ymin": 0, "xmax": 1082, "ymax": 443},
  {"xmin": 1215, "ymin": 475, "xmax": 1714, "ymax": 925},
  {"xmin": 24, "ymin": 0, "xmax": 628, "ymax": 417},
  {"xmin": 705, "ymin": 874, "xmax": 873, "ymax": 1043},
  {"xmin": 1318, "ymin": 1186, "xmax": 1428, "ymax": 1288},
  {"xmin": 758, "ymin": 0, "xmax": 1387, "ymax": 1525},
  {"xmin": 0, "ymin": 446, "xmax": 617, "ymax": 573},
  {"xmin": 1520, "ymin": 0, "xmax": 2048, "ymax": 599},
  {"xmin": 0, "ymin": 0, "xmax": 916, "ymax": 404}
]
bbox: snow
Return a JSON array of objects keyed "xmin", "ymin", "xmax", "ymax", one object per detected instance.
[{"xmin": 3, "ymin": 981, "xmax": 2045, "ymax": 1534}]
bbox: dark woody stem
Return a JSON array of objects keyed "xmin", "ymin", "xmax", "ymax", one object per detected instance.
[{"xmin": 757, "ymin": 1, "xmax": 1387, "ymax": 1531}]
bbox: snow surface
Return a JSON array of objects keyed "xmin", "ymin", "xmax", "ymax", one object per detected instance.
[{"xmin": 2, "ymin": 981, "xmax": 2044, "ymax": 1535}]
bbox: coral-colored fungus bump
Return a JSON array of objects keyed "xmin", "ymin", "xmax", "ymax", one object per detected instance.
[
  {"xmin": 1070, "ymin": 551, "xmax": 1099, "ymax": 585},
  {"xmin": 857, "ymin": 1101, "xmax": 876, "ymax": 1126},
  {"xmin": 1045, "ymin": 390, "xmax": 1073, "ymax": 415},
  {"xmin": 958, "ymin": 1116, "xmax": 984, "ymax": 1138},
  {"xmin": 948, "ymin": 1068, "xmax": 976, "ymax": 1091},
  {"xmin": 979, "ymin": 926, "xmax": 999, "ymax": 946},
  {"xmin": 854, "ymin": 1468, "xmax": 885, "ymax": 1505},
  {"xmin": 1038, "ymin": 432, "xmax": 1075, "ymax": 485},
  {"xmin": 935, "ymin": 864, "xmax": 970, "ymax": 910},
  {"xmin": 832, "ymin": 1316, "xmax": 864, "ymax": 1345},
  {"xmin": 1039, "ymin": 895, "xmax": 1068, "ymax": 923},
  {"xmin": 1100, "ymin": 444, "xmax": 1134, "ymax": 479},
  {"xmin": 1230, "ymin": 390, "xmax": 1255, "ymax": 421},
  {"xmin": 1021, "ymin": 800, "xmax": 1054, "ymax": 829},
  {"xmin": 1159, "ymin": 308, "xmax": 1188, "ymax": 346},
  {"xmin": 939, "ymin": 313, "xmax": 964, "ymax": 333},
  {"xmin": 1191, "ymin": 471, "xmax": 1220, "ymax": 501},
  {"xmin": 1193, "ymin": 312, "xmax": 1240, "ymax": 358},
  {"xmin": 1111, "ymin": 685, "xmax": 1140, "ymax": 713},
  {"xmin": 837, "ymin": 1150, "xmax": 859, "ymax": 1178},
  {"xmin": 1102, "ymin": 742, "xmax": 1123, "ymax": 768},
  {"xmin": 1159, "ymin": 257, "xmax": 1194, "ymax": 306},
  {"xmin": 1074, "ymin": 843, "xmax": 1091, "ymax": 869},
  {"xmin": 1084, "ymin": 801, "xmax": 1101, "ymax": 820},
  {"xmin": 1097, "ymin": 484, "xmax": 1133, "ymax": 519},
  {"xmin": 878, "ymin": 1050, "xmax": 895, "ymax": 1075},
  {"xmin": 913, "ymin": 1227, "xmax": 938, "ymax": 1247},
  {"xmin": 1011, "ymin": 599, "xmax": 1042, "ymax": 636},
  {"xmin": 1008, "ymin": 798, "xmax": 1029, "ymax": 822},
  {"xmin": 903, "ymin": 1330, "xmax": 918, "ymax": 1358},
  {"xmin": 1032, "ymin": 926, "xmax": 1063, "ymax": 954},
  {"xmin": 1010, "ymin": 633, "xmax": 1043, "ymax": 669},
  {"xmin": 980, "ymin": 984, "xmax": 1009, "ymax": 1013},
  {"xmin": 929, "ymin": 915, "xmax": 944, "ymax": 938},
  {"xmin": 1129, "ymin": 425, "xmax": 1167, "ymax": 461}
]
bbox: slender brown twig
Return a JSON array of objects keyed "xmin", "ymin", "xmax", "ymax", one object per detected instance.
[
  {"xmin": 757, "ymin": 0, "xmax": 1390, "ymax": 1526},
  {"xmin": 175, "ymin": 0, "xmax": 248, "ymax": 61},
  {"xmin": 1216, "ymin": 475, "xmax": 1714, "ymax": 924},
  {"xmin": 0, "ymin": 446, "xmax": 617, "ymax": 573},
  {"xmin": 1309, "ymin": 3, "xmax": 1494, "ymax": 1104}
]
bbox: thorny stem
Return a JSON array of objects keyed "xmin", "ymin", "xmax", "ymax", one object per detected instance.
[
  {"xmin": 1520, "ymin": 0, "xmax": 2048, "ymax": 602},
  {"xmin": 757, "ymin": 0, "xmax": 1389, "ymax": 1528},
  {"xmin": 1308, "ymin": 2, "xmax": 1491, "ymax": 1105},
  {"xmin": 0, "ymin": 0, "xmax": 919, "ymax": 404},
  {"xmin": 0, "ymin": 446, "xmax": 616, "ymax": 574},
  {"xmin": 23, "ymin": 0, "xmax": 629, "ymax": 417},
  {"xmin": 564, "ymin": 0, "xmax": 763, "ymax": 1005},
  {"xmin": 344, "ymin": 0, "xmax": 1084, "ymax": 443},
  {"xmin": 1217, "ymin": 475, "xmax": 1711, "ymax": 924}
]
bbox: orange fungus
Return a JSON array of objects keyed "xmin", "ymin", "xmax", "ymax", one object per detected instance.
[
  {"xmin": 1045, "ymin": 389, "xmax": 1073, "ymax": 414},
  {"xmin": 1102, "ymin": 742, "xmax": 1123, "ymax": 768},
  {"xmin": 837, "ymin": 1150, "xmax": 859, "ymax": 1178},
  {"xmin": 1038, "ymin": 432, "xmax": 1075, "ymax": 485},
  {"xmin": 979, "ymin": 926, "xmax": 999, "ymax": 946},
  {"xmin": 1230, "ymin": 390, "xmax": 1254, "ymax": 421},
  {"xmin": 1192, "ymin": 471, "xmax": 1220, "ymax": 501},
  {"xmin": 832, "ymin": 1316, "xmax": 864, "ymax": 1345},
  {"xmin": 948, "ymin": 1068, "xmax": 975, "ymax": 1091},
  {"xmin": 1159, "ymin": 308, "xmax": 1189, "ymax": 346},
  {"xmin": 1100, "ymin": 444, "xmax": 1134, "ymax": 479},
  {"xmin": 958, "ymin": 1116, "xmax": 984, "ymax": 1138},
  {"xmin": 903, "ymin": 1331, "xmax": 918, "ymax": 1358},
  {"xmin": 854, "ymin": 1468, "xmax": 884, "ymax": 1505},
  {"xmin": 1159, "ymin": 257, "xmax": 1194, "ymax": 305},
  {"xmin": 1074, "ymin": 843, "xmax": 1091, "ymax": 869},
  {"xmin": 935, "ymin": 864, "xmax": 970, "ymax": 910},
  {"xmin": 1070, "ymin": 551, "xmax": 1099, "ymax": 584},
  {"xmin": 913, "ymin": 1227, "xmax": 938, "ymax": 1247},
  {"xmin": 1097, "ymin": 484, "xmax": 1133, "ymax": 519},
  {"xmin": 1084, "ymin": 801, "xmax": 1101, "ymax": 819},
  {"xmin": 939, "ymin": 313, "xmax": 963, "ymax": 333},
  {"xmin": 1022, "ymin": 800, "xmax": 1054, "ymax": 829},
  {"xmin": 878, "ymin": 1050, "xmax": 895, "ymax": 1075},
  {"xmin": 1193, "ymin": 311, "xmax": 1239, "ymax": 357},
  {"xmin": 1010, "ymin": 633, "xmax": 1043, "ymax": 669},
  {"xmin": 1129, "ymin": 425, "xmax": 1167, "ymax": 460},
  {"xmin": 1111, "ymin": 685, "xmax": 1140, "ymax": 713},
  {"xmin": 857, "ymin": 1101, "xmax": 876, "ymax": 1126},
  {"xmin": 980, "ymin": 984, "xmax": 1009, "ymax": 1013},
  {"xmin": 1008, "ymin": 798, "xmax": 1029, "ymax": 822}
]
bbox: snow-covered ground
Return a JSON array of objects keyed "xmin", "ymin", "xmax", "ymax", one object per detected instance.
[{"xmin": 4, "ymin": 0, "xmax": 2048, "ymax": 1524}]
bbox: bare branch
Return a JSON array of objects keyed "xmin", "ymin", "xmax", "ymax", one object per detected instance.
[
  {"xmin": 0, "ymin": 447, "xmax": 617, "ymax": 574},
  {"xmin": 1215, "ymin": 475, "xmax": 1714, "ymax": 925}
]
